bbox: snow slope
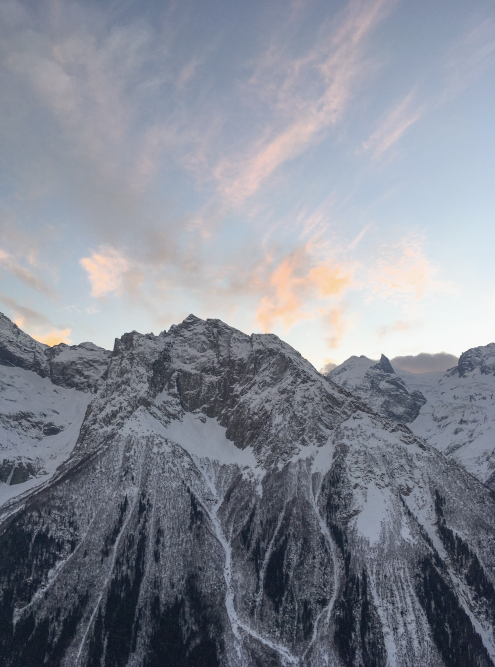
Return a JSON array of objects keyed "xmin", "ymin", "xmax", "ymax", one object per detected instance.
[{"xmin": 0, "ymin": 364, "xmax": 91, "ymax": 506}]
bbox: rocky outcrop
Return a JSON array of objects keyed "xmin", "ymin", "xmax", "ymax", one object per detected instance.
[
  {"xmin": 46, "ymin": 341, "xmax": 112, "ymax": 392},
  {"xmin": 456, "ymin": 343, "xmax": 495, "ymax": 378},
  {"xmin": 0, "ymin": 315, "xmax": 494, "ymax": 666}
]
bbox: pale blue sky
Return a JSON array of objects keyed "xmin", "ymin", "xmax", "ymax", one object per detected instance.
[{"xmin": 0, "ymin": 0, "xmax": 494, "ymax": 370}]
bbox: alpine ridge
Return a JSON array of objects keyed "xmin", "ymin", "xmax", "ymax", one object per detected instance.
[
  {"xmin": 1, "ymin": 313, "xmax": 495, "ymax": 667},
  {"xmin": 328, "ymin": 347, "xmax": 495, "ymax": 489}
]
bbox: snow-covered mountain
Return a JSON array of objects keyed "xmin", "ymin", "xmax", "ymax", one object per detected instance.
[
  {"xmin": 328, "ymin": 346, "xmax": 495, "ymax": 488},
  {"xmin": 1, "ymin": 313, "xmax": 495, "ymax": 667},
  {"xmin": 328, "ymin": 354, "xmax": 426, "ymax": 424},
  {"xmin": 0, "ymin": 313, "xmax": 110, "ymax": 506}
]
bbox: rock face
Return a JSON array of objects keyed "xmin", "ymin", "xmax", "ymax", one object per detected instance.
[
  {"xmin": 0, "ymin": 311, "xmax": 111, "ymax": 393},
  {"xmin": 46, "ymin": 341, "xmax": 112, "ymax": 392},
  {"xmin": 328, "ymin": 354, "xmax": 426, "ymax": 423},
  {"xmin": 457, "ymin": 344, "xmax": 495, "ymax": 378},
  {"xmin": 0, "ymin": 315, "xmax": 495, "ymax": 667}
]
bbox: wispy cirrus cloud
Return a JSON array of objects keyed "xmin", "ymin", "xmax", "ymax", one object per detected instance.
[
  {"xmin": 362, "ymin": 89, "xmax": 425, "ymax": 160},
  {"xmin": 377, "ymin": 319, "xmax": 419, "ymax": 338},
  {"xmin": 349, "ymin": 225, "xmax": 371, "ymax": 249},
  {"xmin": 0, "ymin": 248, "xmax": 57, "ymax": 297},
  {"xmin": 0, "ymin": 0, "xmax": 488, "ymax": 367},
  {"xmin": 362, "ymin": 17, "xmax": 495, "ymax": 162},
  {"xmin": 213, "ymin": 0, "xmax": 395, "ymax": 205},
  {"xmin": 443, "ymin": 18, "xmax": 495, "ymax": 100}
]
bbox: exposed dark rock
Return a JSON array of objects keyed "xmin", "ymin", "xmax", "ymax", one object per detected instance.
[
  {"xmin": 0, "ymin": 459, "xmax": 39, "ymax": 484},
  {"xmin": 46, "ymin": 341, "xmax": 112, "ymax": 392},
  {"xmin": 457, "ymin": 343, "xmax": 495, "ymax": 378},
  {"xmin": 416, "ymin": 555, "xmax": 493, "ymax": 667},
  {"xmin": 372, "ymin": 354, "xmax": 395, "ymax": 375}
]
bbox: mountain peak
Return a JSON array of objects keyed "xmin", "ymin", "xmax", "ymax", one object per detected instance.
[
  {"xmin": 329, "ymin": 352, "xmax": 425, "ymax": 423},
  {"xmin": 182, "ymin": 313, "xmax": 204, "ymax": 325},
  {"xmin": 373, "ymin": 354, "xmax": 395, "ymax": 374}
]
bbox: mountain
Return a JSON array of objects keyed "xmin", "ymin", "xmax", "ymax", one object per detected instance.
[
  {"xmin": 0, "ymin": 313, "xmax": 110, "ymax": 506},
  {"xmin": 1, "ymin": 313, "xmax": 495, "ymax": 667},
  {"xmin": 329, "ymin": 346, "xmax": 495, "ymax": 489},
  {"xmin": 328, "ymin": 354, "xmax": 426, "ymax": 424}
]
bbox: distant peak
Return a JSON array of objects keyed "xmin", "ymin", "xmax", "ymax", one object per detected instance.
[
  {"xmin": 458, "ymin": 343, "xmax": 495, "ymax": 377},
  {"xmin": 373, "ymin": 354, "xmax": 395, "ymax": 374},
  {"xmin": 182, "ymin": 314, "xmax": 203, "ymax": 325}
]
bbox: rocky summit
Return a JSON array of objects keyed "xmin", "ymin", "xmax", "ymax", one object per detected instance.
[{"xmin": 1, "ymin": 313, "xmax": 495, "ymax": 667}]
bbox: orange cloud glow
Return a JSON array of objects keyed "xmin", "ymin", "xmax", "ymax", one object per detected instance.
[
  {"xmin": 256, "ymin": 247, "xmax": 352, "ymax": 332},
  {"xmin": 80, "ymin": 247, "xmax": 129, "ymax": 298},
  {"xmin": 308, "ymin": 265, "xmax": 350, "ymax": 298},
  {"xmin": 32, "ymin": 328, "xmax": 72, "ymax": 346}
]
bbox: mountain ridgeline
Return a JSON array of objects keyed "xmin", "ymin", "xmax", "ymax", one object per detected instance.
[
  {"xmin": 0, "ymin": 313, "xmax": 495, "ymax": 667},
  {"xmin": 327, "ymin": 346, "xmax": 495, "ymax": 489}
]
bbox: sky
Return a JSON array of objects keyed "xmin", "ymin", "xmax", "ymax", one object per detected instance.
[{"xmin": 0, "ymin": 0, "xmax": 494, "ymax": 372}]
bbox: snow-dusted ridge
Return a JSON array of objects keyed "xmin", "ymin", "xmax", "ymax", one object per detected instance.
[
  {"xmin": 329, "ymin": 345, "xmax": 495, "ymax": 487},
  {"xmin": 0, "ymin": 313, "xmax": 495, "ymax": 667},
  {"xmin": 0, "ymin": 312, "xmax": 110, "ymax": 507}
]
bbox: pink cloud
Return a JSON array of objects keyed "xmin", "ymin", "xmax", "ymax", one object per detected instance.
[
  {"xmin": 31, "ymin": 328, "xmax": 72, "ymax": 346},
  {"xmin": 362, "ymin": 90, "xmax": 425, "ymax": 159},
  {"xmin": 80, "ymin": 246, "xmax": 130, "ymax": 298},
  {"xmin": 214, "ymin": 0, "xmax": 396, "ymax": 205},
  {"xmin": 256, "ymin": 245, "xmax": 352, "ymax": 332}
]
